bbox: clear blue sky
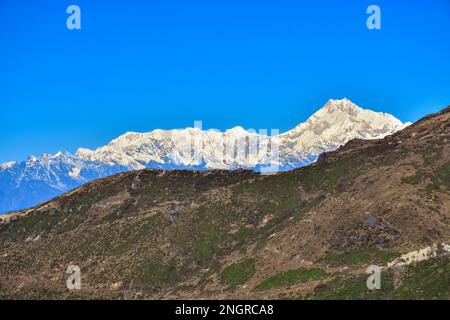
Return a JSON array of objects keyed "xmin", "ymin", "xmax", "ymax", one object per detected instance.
[{"xmin": 1, "ymin": 0, "xmax": 449, "ymax": 163}]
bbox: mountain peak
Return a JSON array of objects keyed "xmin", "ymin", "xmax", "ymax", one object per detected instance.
[
  {"xmin": 26, "ymin": 155, "xmax": 38, "ymax": 163},
  {"xmin": 75, "ymin": 147, "xmax": 94, "ymax": 158},
  {"xmin": 225, "ymin": 126, "xmax": 249, "ymax": 135},
  {"xmin": 0, "ymin": 161, "xmax": 16, "ymax": 169},
  {"xmin": 323, "ymin": 98, "xmax": 360, "ymax": 113}
]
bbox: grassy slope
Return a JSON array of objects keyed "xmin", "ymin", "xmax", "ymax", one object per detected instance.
[{"xmin": 0, "ymin": 107, "xmax": 449, "ymax": 299}]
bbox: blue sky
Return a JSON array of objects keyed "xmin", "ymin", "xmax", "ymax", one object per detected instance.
[{"xmin": 1, "ymin": 0, "xmax": 449, "ymax": 163}]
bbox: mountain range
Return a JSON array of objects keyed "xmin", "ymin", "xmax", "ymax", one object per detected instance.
[
  {"xmin": 0, "ymin": 104, "xmax": 448, "ymax": 299},
  {"xmin": 0, "ymin": 98, "xmax": 409, "ymax": 214}
]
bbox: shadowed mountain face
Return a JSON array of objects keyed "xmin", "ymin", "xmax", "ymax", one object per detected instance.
[{"xmin": 0, "ymin": 106, "xmax": 449, "ymax": 299}]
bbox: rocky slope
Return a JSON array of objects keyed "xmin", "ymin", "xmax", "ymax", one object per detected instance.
[
  {"xmin": 0, "ymin": 105, "xmax": 448, "ymax": 300},
  {"xmin": 0, "ymin": 98, "xmax": 408, "ymax": 214}
]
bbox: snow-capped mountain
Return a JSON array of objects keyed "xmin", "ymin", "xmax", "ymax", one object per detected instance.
[
  {"xmin": 0, "ymin": 99, "xmax": 410, "ymax": 214},
  {"xmin": 75, "ymin": 126, "xmax": 271, "ymax": 171},
  {"xmin": 0, "ymin": 152, "xmax": 127, "ymax": 214},
  {"xmin": 275, "ymin": 98, "xmax": 410, "ymax": 168},
  {"xmin": 75, "ymin": 98, "xmax": 409, "ymax": 170}
]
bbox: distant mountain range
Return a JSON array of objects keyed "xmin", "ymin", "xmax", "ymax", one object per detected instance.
[{"xmin": 0, "ymin": 98, "xmax": 409, "ymax": 214}]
